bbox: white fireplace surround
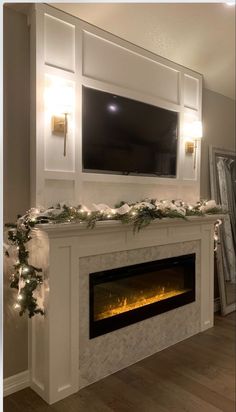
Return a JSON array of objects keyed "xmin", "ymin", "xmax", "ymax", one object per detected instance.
[
  {"xmin": 25, "ymin": 5, "xmax": 209, "ymax": 405},
  {"xmin": 28, "ymin": 215, "xmax": 217, "ymax": 404}
]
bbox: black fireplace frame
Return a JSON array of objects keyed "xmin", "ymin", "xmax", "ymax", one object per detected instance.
[{"xmin": 89, "ymin": 253, "xmax": 196, "ymax": 339}]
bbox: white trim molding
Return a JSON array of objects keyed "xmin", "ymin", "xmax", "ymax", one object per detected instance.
[{"xmin": 4, "ymin": 370, "xmax": 29, "ymax": 397}]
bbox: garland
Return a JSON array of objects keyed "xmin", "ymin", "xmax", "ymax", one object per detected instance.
[{"xmin": 5, "ymin": 199, "xmax": 223, "ymax": 318}]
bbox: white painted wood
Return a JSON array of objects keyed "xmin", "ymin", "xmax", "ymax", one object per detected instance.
[
  {"xmin": 184, "ymin": 74, "xmax": 199, "ymax": 110},
  {"xmin": 82, "ymin": 30, "xmax": 180, "ymax": 104},
  {"xmin": 29, "ymin": 215, "xmax": 218, "ymax": 404},
  {"xmin": 4, "ymin": 370, "xmax": 29, "ymax": 397},
  {"xmin": 30, "ymin": 4, "xmax": 203, "ymax": 208},
  {"xmin": 200, "ymin": 224, "xmax": 215, "ymax": 330},
  {"xmin": 45, "ymin": 14, "xmax": 75, "ymax": 72},
  {"xmin": 44, "ymin": 179, "xmax": 75, "ymax": 207}
]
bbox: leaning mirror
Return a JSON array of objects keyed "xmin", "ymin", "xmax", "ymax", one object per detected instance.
[{"xmin": 209, "ymin": 146, "xmax": 236, "ymax": 315}]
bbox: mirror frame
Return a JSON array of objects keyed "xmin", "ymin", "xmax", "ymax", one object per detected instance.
[{"xmin": 209, "ymin": 145, "xmax": 236, "ymax": 315}]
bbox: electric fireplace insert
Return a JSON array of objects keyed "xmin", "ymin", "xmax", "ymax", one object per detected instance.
[{"xmin": 89, "ymin": 254, "xmax": 196, "ymax": 338}]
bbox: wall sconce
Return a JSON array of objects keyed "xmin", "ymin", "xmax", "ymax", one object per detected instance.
[
  {"xmin": 184, "ymin": 121, "xmax": 203, "ymax": 169},
  {"xmin": 45, "ymin": 79, "xmax": 73, "ymax": 157},
  {"xmin": 52, "ymin": 113, "xmax": 69, "ymax": 156}
]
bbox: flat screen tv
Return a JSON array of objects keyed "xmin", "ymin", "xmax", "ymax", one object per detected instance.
[{"xmin": 82, "ymin": 86, "xmax": 178, "ymax": 177}]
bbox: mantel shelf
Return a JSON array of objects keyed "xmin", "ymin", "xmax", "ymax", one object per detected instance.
[{"xmin": 37, "ymin": 214, "xmax": 223, "ymax": 236}]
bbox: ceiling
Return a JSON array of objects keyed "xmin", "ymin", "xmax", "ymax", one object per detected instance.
[{"xmin": 51, "ymin": 3, "xmax": 235, "ymax": 100}]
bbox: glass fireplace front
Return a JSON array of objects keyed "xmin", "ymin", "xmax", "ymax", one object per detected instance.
[{"xmin": 89, "ymin": 254, "xmax": 195, "ymax": 338}]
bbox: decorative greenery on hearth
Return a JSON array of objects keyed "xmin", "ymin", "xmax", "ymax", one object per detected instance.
[{"xmin": 4, "ymin": 198, "xmax": 223, "ymax": 318}]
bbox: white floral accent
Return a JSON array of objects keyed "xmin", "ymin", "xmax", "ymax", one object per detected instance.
[
  {"xmin": 116, "ymin": 204, "xmax": 131, "ymax": 215},
  {"xmin": 200, "ymin": 200, "xmax": 217, "ymax": 212},
  {"xmin": 155, "ymin": 201, "xmax": 166, "ymax": 211},
  {"xmin": 92, "ymin": 203, "xmax": 111, "ymax": 212},
  {"xmin": 133, "ymin": 202, "xmax": 155, "ymax": 210},
  {"xmin": 80, "ymin": 205, "xmax": 91, "ymax": 212}
]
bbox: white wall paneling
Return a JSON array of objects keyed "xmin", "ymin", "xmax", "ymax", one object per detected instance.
[
  {"xmin": 44, "ymin": 180, "xmax": 75, "ymax": 207},
  {"xmin": 30, "ymin": 3, "xmax": 203, "ymax": 208},
  {"xmin": 44, "ymin": 14, "xmax": 75, "ymax": 72},
  {"xmin": 82, "ymin": 31, "xmax": 180, "ymax": 104}
]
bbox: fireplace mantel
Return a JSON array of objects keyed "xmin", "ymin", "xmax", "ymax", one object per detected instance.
[{"xmin": 29, "ymin": 215, "xmax": 219, "ymax": 404}]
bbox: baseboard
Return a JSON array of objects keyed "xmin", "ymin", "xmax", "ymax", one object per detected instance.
[
  {"xmin": 4, "ymin": 370, "xmax": 29, "ymax": 397},
  {"xmin": 214, "ymin": 297, "xmax": 221, "ymax": 313}
]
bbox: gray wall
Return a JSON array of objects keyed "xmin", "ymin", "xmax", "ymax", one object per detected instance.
[
  {"xmin": 3, "ymin": 7, "xmax": 235, "ymax": 378},
  {"xmin": 4, "ymin": 6, "xmax": 30, "ymax": 378},
  {"xmin": 201, "ymin": 89, "xmax": 235, "ymax": 199}
]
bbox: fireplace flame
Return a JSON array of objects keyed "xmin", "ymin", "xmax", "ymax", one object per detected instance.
[{"xmin": 95, "ymin": 288, "xmax": 190, "ymax": 321}]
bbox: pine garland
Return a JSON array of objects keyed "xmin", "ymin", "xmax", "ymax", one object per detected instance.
[{"xmin": 5, "ymin": 199, "xmax": 223, "ymax": 318}]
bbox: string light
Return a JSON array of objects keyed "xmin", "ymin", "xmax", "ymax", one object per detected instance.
[
  {"xmin": 22, "ymin": 266, "xmax": 30, "ymax": 274},
  {"xmin": 6, "ymin": 199, "xmax": 223, "ymax": 318}
]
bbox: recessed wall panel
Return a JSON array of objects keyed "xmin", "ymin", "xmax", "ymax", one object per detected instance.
[
  {"xmin": 44, "ymin": 180, "xmax": 75, "ymax": 206},
  {"xmin": 184, "ymin": 75, "xmax": 199, "ymax": 110},
  {"xmin": 45, "ymin": 14, "xmax": 75, "ymax": 72},
  {"xmin": 83, "ymin": 32, "xmax": 179, "ymax": 104}
]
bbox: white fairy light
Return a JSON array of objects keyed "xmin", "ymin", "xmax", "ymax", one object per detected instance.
[
  {"xmin": 22, "ymin": 266, "xmax": 30, "ymax": 274},
  {"xmin": 14, "ymin": 303, "xmax": 20, "ymax": 309},
  {"xmin": 87, "ymin": 212, "xmax": 91, "ymax": 216},
  {"xmin": 17, "ymin": 294, "xmax": 23, "ymax": 301},
  {"xmin": 132, "ymin": 211, "xmax": 136, "ymax": 216},
  {"xmin": 26, "ymin": 279, "xmax": 30, "ymax": 284}
]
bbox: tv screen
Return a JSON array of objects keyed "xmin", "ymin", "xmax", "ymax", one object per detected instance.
[{"xmin": 82, "ymin": 86, "xmax": 178, "ymax": 177}]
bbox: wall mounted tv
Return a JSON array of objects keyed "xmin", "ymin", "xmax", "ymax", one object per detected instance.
[{"xmin": 82, "ymin": 86, "xmax": 178, "ymax": 177}]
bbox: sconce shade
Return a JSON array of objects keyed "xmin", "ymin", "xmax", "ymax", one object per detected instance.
[
  {"xmin": 45, "ymin": 82, "xmax": 73, "ymax": 115},
  {"xmin": 183, "ymin": 120, "xmax": 203, "ymax": 140},
  {"xmin": 191, "ymin": 121, "xmax": 203, "ymax": 139}
]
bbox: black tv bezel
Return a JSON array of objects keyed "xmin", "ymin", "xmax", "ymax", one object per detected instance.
[{"xmin": 82, "ymin": 86, "xmax": 179, "ymax": 179}]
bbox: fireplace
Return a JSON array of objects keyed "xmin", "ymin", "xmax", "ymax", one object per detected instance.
[{"xmin": 89, "ymin": 253, "xmax": 195, "ymax": 338}]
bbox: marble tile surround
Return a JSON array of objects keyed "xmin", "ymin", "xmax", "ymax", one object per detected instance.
[{"xmin": 79, "ymin": 240, "xmax": 200, "ymax": 388}]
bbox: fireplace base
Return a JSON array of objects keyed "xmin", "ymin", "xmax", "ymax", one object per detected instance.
[{"xmin": 29, "ymin": 216, "xmax": 217, "ymax": 404}]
